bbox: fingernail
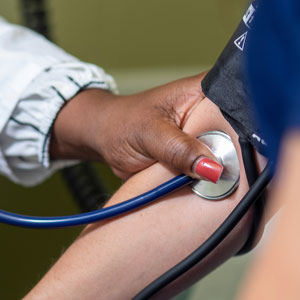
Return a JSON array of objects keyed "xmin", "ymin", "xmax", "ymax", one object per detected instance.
[{"xmin": 193, "ymin": 156, "xmax": 223, "ymax": 183}]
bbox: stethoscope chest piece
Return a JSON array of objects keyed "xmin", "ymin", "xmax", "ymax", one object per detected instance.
[{"xmin": 191, "ymin": 131, "xmax": 240, "ymax": 200}]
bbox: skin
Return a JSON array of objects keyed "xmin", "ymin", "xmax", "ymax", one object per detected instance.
[
  {"xmin": 237, "ymin": 132, "xmax": 300, "ymax": 300},
  {"xmin": 24, "ymin": 98, "xmax": 268, "ymax": 300},
  {"xmin": 49, "ymin": 73, "xmax": 217, "ymax": 180}
]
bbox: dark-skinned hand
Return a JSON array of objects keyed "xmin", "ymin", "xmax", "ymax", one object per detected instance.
[{"xmin": 50, "ymin": 72, "xmax": 222, "ymax": 182}]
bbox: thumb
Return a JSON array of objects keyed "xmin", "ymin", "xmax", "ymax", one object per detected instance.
[{"xmin": 146, "ymin": 122, "xmax": 223, "ymax": 182}]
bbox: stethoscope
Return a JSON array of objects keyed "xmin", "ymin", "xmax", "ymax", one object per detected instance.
[{"xmin": 0, "ymin": 131, "xmax": 272, "ymax": 299}]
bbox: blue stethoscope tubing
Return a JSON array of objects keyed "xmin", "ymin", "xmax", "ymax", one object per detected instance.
[{"xmin": 0, "ymin": 174, "xmax": 193, "ymax": 228}]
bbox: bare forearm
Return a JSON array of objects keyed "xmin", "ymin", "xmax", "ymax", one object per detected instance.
[
  {"xmin": 50, "ymin": 88, "xmax": 116, "ymax": 162},
  {"xmin": 24, "ymin": 166, "xmax": 252, "ymax": 300}
]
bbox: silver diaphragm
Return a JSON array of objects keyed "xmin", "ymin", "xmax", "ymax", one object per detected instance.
[{"xmin": 191, "ymin": 131, "xmax": 240, "ymax": 200}]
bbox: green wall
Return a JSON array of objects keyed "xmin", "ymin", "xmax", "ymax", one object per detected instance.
[
  {"xmin": 1, "ymin": 0, "xmax": 246, "ymax": 70},
  {"xmin": 0, "ymin": 1, "xmax": 248, "ymax": 299},
  {"xmin": 50, "ymin": 0, "xmax": 245, "ymax": 70}
]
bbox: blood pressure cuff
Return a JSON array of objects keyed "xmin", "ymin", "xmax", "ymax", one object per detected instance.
[
  {"xmin": 202, "ymin": 1, "xmax": 266, "ymax": 255},
  {"xmin": 202, "ymin": 0, "xmax": 268, "ymax": 157}
]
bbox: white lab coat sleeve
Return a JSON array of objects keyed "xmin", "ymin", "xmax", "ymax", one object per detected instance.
[{"xmin": 0, "ymin": 17, "xmax": 117, "ymax": 186}]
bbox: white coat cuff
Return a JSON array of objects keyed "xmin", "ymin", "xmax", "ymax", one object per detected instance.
[{"xmin": 2, "ymin": 62, "xmax": 117, "ymax": 186}]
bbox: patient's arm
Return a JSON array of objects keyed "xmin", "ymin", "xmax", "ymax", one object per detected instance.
[{"xmin": 24, "ymin": 98, "xmax": 266, "ymax": 300}]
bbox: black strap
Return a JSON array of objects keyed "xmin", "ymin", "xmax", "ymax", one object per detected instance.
[{"xmin": 236, "ymin": 137, "xmax": 265, "ymax": 255}]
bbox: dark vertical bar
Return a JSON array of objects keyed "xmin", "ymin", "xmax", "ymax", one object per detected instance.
[{"xmin": 20, "ymin": 0, "xmax": 52, "ymax": 40}]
